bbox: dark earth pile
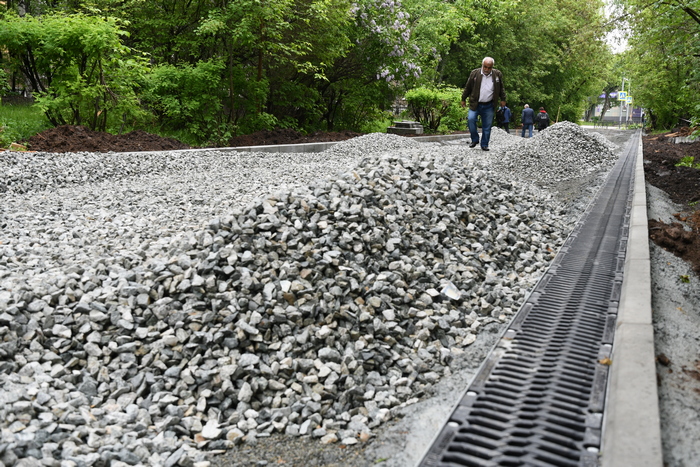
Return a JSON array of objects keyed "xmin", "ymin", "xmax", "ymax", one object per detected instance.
[
  {"xmin": 643, "ymin": 134, "xmax": 700, "ymax": 277},
  {"xmin": 25, "ymin": 125, "xmax": 192, "ymax": 153}
]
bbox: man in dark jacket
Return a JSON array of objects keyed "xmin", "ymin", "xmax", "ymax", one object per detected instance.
[
  {"xmin": 497, "ymin": 104, "xmax": 512, "ymax": 133},
  {"xmin": 521, "ymin": 104, "xmax": 535, "ymax": 138},
  {"xmin": 536, "ymin": 107, "xmax": 550, "ymax": 132},
  {"xmin": 461, "ymin": 57, "xmax": 507, "ymax": 151}
]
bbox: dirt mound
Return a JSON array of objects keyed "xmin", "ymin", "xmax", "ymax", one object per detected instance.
[
  {"xmin": 643, "ymin": 134, "xmax": 700, "ymax": 276},
  {"xmin": 643, "ymin": 134, "xmax": 700, "ymax": 204},
  {"xmin": 25, "ymin": 125, "xmax": 191, "ymax": 153},
  {"xmin": 23, "ymin": 125, "xmax": 364, "ymax": 152}
]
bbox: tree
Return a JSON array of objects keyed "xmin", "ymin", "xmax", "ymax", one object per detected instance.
[
  {"xmin": 441, "ymin": 0, "xmax": 611, "ymax": 123},
  {"xmin": 0, "ymin": 12, "xmax": 150, "ymax": 131},
  {"xmin": 614, "ymin": 0, "xmax": 700, "ymax": 129}
]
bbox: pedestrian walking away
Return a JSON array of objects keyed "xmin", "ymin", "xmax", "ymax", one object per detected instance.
[
  {"xmin": 536, "ymin": 107, "xmax": 550, "ymax": 132},
  {"xmin": 461, "ymin": 57, "xmax": 507, "ymax": 151},
  {"xmin": 496, "ymin": 104, "xmax": 512, "ymax": 134},
  {"xmin": 521, "ymin": 104, "xmax": 535, "ymax": 138}
]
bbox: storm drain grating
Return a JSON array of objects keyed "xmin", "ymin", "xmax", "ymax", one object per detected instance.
[{"xmin": 420, "ymin": 133, "xmax": 639, "ymax": 467}]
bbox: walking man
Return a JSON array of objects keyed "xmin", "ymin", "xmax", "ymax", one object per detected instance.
[
  {"xmin": 536, "ymin": 107, "xmax": 550, "ymax": 132},
  {"xmin": 521, "ymin": 104, "xmax": 535, "ymax": 138},
  {"xmin": 498, "ymin": 103, "xmax": 512, "ymax": 134},
  {"xmin": 461, "ymin": 57, "xmax": 507, "ymax": 151}
]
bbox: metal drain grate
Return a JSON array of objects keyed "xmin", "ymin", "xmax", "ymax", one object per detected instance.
[{"xmin": 420, "ymin": 133, "xmax": 639, "ymax": 467}]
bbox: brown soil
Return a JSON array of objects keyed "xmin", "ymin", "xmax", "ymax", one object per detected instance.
[
  {"xmin": 643, "ymin": 133, "xmax": 700, "ymax": 277},
  {"xmin": 17, "ymin": 125, "xmax": 700, "ymax": 278},
  {"xmin": 23, "ymin": 126, "xmax": 364, "ymax": 152},
  {"xmin": 25, "ymin": 125, "xmax": 191, "ymax": 153}
]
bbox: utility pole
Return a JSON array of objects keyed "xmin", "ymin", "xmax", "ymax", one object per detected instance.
[
  {"xmin": 626, "ymin": 80, "xmax": 631, "ymax": 125},
  {"xmin": 618, "ymin": 78, "xmax": 627, "ymax": 128}
]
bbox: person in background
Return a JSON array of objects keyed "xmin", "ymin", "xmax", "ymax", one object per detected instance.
[
  {"xmin": 461, "ymin": 57, "xmax": 507, "ymax": 151},
  {"xmin": 536, "ymin": 107, "xmax": 550, "ymax": 132},
  {"xmin": 521, "ymin": 104, "xmax": 535, "ymax": 138},
  {"xmin": 497, "ymin": 103, "xmax": 512, "ymax": 134}
]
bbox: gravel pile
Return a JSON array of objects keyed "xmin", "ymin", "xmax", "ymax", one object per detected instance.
[
  {"xmin": 0, "ymin": 123, "xmax": 617, "ymax": 466},
  {"xmin": 499, "ymin": 121, "xmax": 619, "ymax": 183}
]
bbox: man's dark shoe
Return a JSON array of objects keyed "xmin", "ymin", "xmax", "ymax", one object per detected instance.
[
  {"xmin": 469, "ymin": 142, "xmax": 478, "ymax": 148},
  {"xmin": 481, "ymin": 146, "xmax": 489, "ymax": 151}
]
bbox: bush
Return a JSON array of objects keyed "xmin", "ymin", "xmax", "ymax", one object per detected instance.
[
  {"xmin": 141, "ymin": 60, "xmax": 232, "ymax": 144},
  {"xmin": 237, "ymin": 112, "xmax": 280, "ymax": 135},
  {"xmin": 0, "ymin": 13, "xmax": 150, "ymax": 132},
  {"xmin": 405, "ymin": 86, "xmax": 466, "ymax": 132},
  {"xmin": 0, "ymin": 70, "xmax": 9, "ymax": 96}
]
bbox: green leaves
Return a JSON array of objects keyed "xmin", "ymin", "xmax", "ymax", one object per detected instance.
[
  {"xmin": 676, "ymin": 156, "xmax": 700, "ymax": 169},
  {"xmin": 0, "ymin": 12, "xmax": 150, "ymax": 131},
  {"xmin": 141, "ymin": 60, "xmax": 231, "ymax": 141},
  {"xmin": 0, "ymin": 0, "xmax": 632, "ymax": 140},
  {"xmin": 405, "ymin": 86, "xmax": 466, "ymax": 132},
  {"xmin": 616, "ymin": 0, "xmax": 700, "ymax": 129}
]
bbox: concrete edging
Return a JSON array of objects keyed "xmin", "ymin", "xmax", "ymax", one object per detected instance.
[{"xmin": 601, "ymin": 133, "xmax": 663, "ymax": 467}]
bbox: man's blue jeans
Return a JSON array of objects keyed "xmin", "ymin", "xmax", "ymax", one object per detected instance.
[
  {"xmin": 468, "ymin": 103, "xmax": 495, "ymax": 148},
  {"xmin": 521, "ymin": 123, "xmax": 533, "ymax": 138}
]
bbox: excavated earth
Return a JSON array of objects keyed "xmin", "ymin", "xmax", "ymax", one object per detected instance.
[{"xmin": 643, "ymin": 134, "xmax": 700, "ymax": 276}]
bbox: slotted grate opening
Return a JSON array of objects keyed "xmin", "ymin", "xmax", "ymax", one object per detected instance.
[{"xmin": 420, "ymin": 133, "xmax": 638, "ymax": 467}]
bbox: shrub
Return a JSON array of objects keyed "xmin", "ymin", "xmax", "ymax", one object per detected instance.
[
  {"xmin": 0, "ymin": 13, "xmax": 151, "ymax": 132},
  {"xmin": 405, "ymin": 86, "xmax": 466, "ymax": 132},
  {"xmin": 141, "ymin": 60, "xmax": 233, "ymax": 144}
]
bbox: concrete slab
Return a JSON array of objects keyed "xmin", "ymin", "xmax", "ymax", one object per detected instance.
[
  {"xmin": 617, "ymin": 257, "xmax": 652, "ymax": 324},
  {"xmin": 601, "ymin": 133, "xmax": 662, "ymax": 467},
  {"xmin": 602, "ymin": 324, "xmax": 663, "ymax": 467}
]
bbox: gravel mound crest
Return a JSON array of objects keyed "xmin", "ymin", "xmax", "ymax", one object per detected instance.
[{"xmin": 500, "ymin": 121, "xmax": 619, "ymax": 183}]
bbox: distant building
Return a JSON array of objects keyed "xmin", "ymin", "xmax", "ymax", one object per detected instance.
[{"xmin": 591, "ymin": 91, "xmax": 642, "ymax": 123}]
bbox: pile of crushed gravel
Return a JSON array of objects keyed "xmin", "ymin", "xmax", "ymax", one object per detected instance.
[
  {"xmin": 500, "ymin": 121, "xmax": 619, "ymax": 183},
  {"xmin": 0, "ymin": 123, "xmax": 619, "ymax": 466}
]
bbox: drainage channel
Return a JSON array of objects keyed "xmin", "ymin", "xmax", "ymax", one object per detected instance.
[{"xmin": 419, "ymin": 132, "xmax": 640, "ymax": 467}]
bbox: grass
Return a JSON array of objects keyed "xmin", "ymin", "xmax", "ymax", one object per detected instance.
[
  {"xmin": 0, "ymin": 103, "xmax": 52, "ymax": 149},
  {"xmin": 0, "ymin": 103, "xmax": 207, "ymax": 149},
  {"xmin": 675, "ymin": 156, "xmax": 700, "ymax": 169}
]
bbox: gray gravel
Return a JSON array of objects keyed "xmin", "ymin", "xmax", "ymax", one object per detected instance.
[{"xmin": 0, "ymin": 125, "xmax": 695, "ymax": 467}]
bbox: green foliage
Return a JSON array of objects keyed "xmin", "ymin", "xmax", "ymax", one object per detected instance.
[
  {"xmin": 675, "ymin": 156, "xmax": 700, "ymax": 169},
  {"xmin": 691, "ymin": 113, "xmax": 700, "ymax": 139},
  {"xmin": 0, "ymin": 0, "xmax": 627, "ymax": 141},
  {"xmin": 440, "ymin": 0, "xmax": 610, "ymax": 127},
  {"xmin": 0, "ymin": 70, "xmax": 9, "ymax": 96},
  {"xmin": 0, "ymin": 104, "xmax": 51, "ymax": 148},
  {"xmin": 405, "ymin": 86, "xmax": 465, "ymax": 132},
  {"xmin": 617, "ymin": 0, "xmax": 700, "ymax": 129},
  {"xmin": 403, "ymin": 0, "xmax": 475, "ymax": 85},
  {"xmin": 0, "ymin": 12, "xmax": 151, "ymax": 132},
  {"xmin": 360, "ymin": 114, "xmax": 394, "ymax": 134},
  {"xmin": 238, "ymin": 112, "xmax": 280, "ymax": 135},
  {"xmin": 141, "ymin": 60, "xmax": 232, "ymax": 143},
  {"xmin": 321, "ymin": 81, "xmax": 394, "ymax": 132}
]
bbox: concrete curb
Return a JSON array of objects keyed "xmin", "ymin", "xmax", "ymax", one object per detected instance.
[{"xmin": 601, "ymin": 133, "xmax": 663, "ymax": 466}]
